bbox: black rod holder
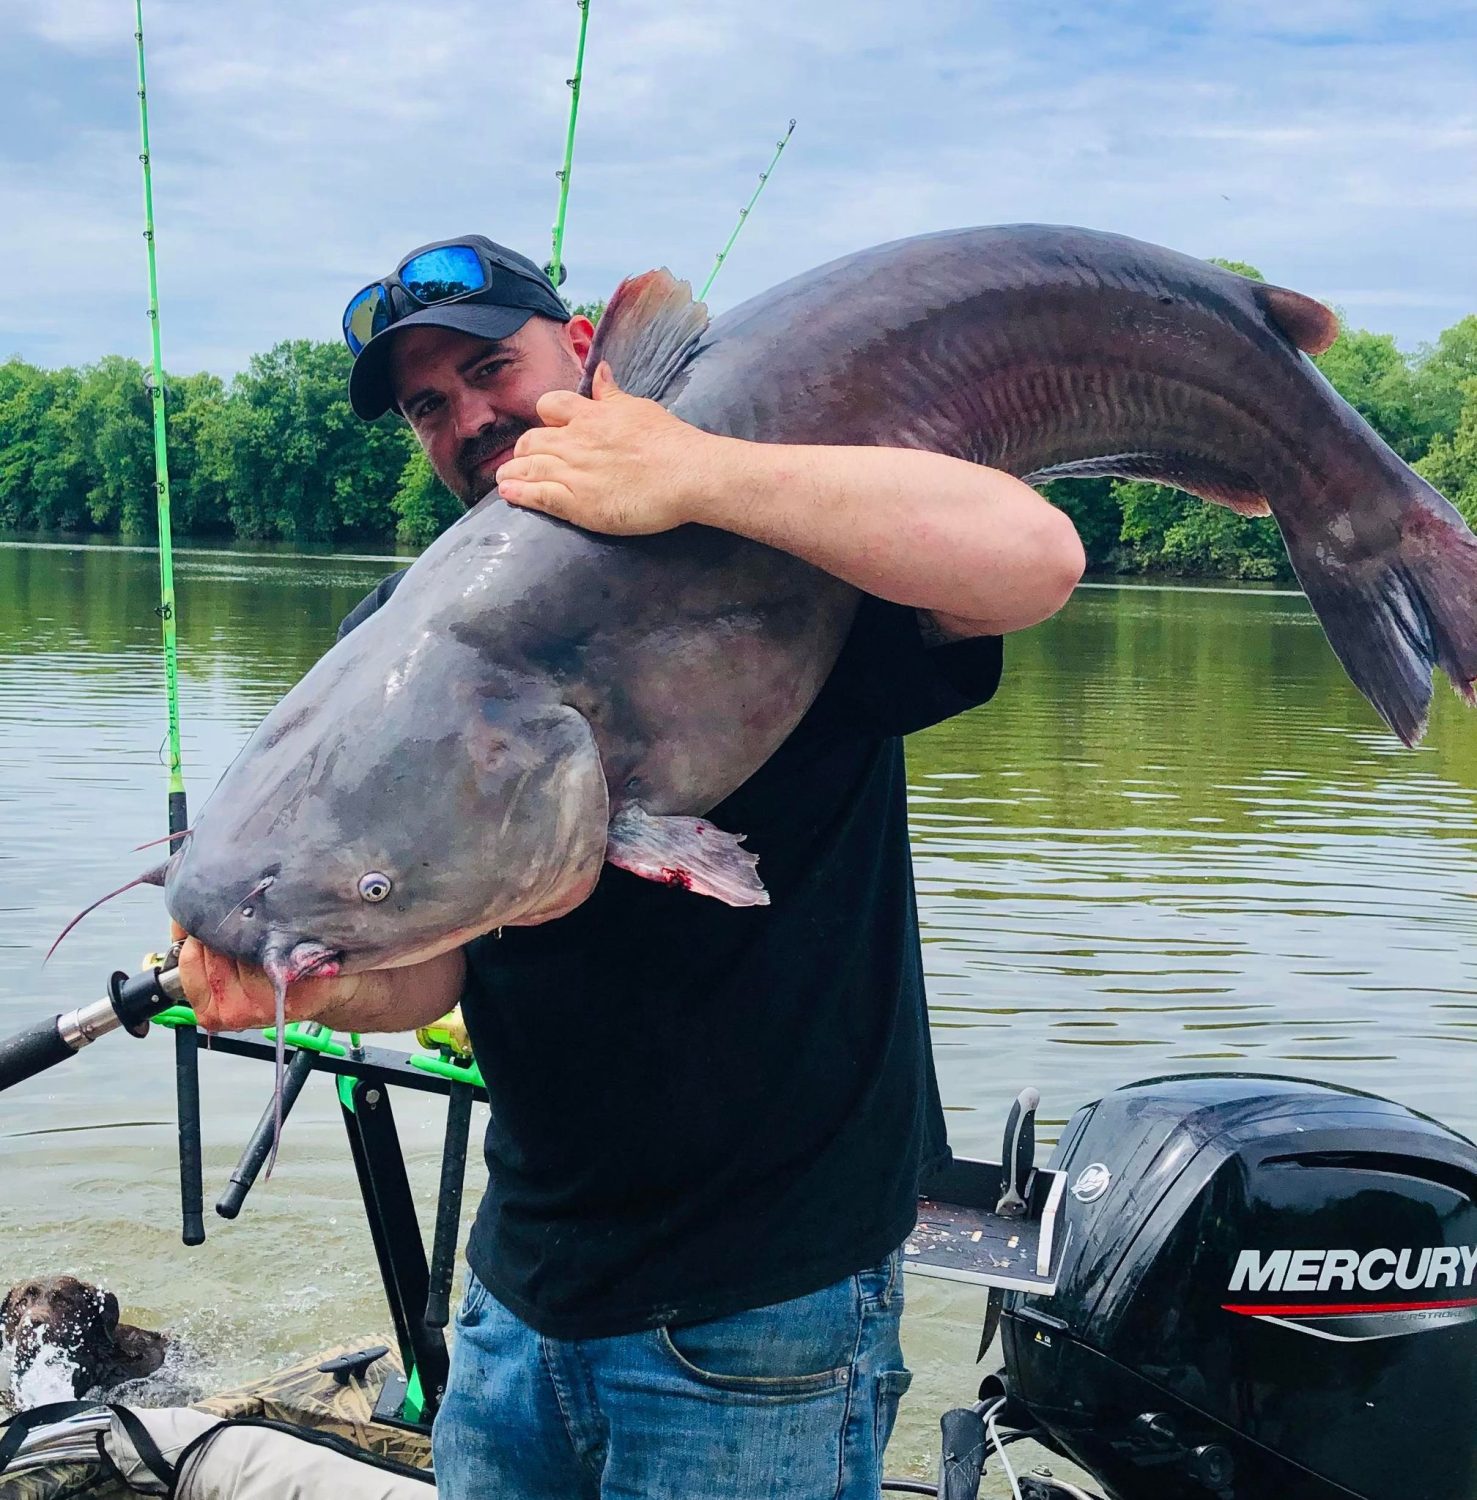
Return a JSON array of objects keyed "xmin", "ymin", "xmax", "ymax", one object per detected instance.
[
  {"xmin": 216, "ymin": 1027, "xmax": 321, "ymax": 1220},
  {"xmin": 340, "ymin": 1076, "xmax": 450, "ymax": 1422},
  {"xmin": 174, "ymin": 1025, "xmax": 205, "ymax": 1245},
  {"xmin": 424, "ymin": 1080, "xmax": 474, "ymax": 1329}
]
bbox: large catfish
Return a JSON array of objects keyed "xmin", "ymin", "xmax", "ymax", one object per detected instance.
[{"xmin": 156, "ymin": 224, "xmax": 1477, "ymax": 1128}]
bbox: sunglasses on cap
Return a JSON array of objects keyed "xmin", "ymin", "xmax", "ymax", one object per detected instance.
[{"xmin": 342, "ymin": 240, "xmax": 562, "ymax": 358}]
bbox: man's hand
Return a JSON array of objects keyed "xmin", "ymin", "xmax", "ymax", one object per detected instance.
[
  {"xmin": 495, "ymin": 362, "xmax": 721, "ymax": 534},
  {"xmin": 174, "ymin": 925, "xmax": 357, "ymax": 1033},
  {"xmin": 171, "ymin": 922, "xmax": 465, "ymax": 1035}
]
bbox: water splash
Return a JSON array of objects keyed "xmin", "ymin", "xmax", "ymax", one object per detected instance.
[{"xmin": 2, "ymin": 1326, "xmax": 84, "ymax": 1410}]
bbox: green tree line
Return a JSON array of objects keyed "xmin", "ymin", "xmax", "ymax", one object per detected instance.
[{"xmin": 2, "ymin": 285, "xmax": 1475, "ymax": 572}]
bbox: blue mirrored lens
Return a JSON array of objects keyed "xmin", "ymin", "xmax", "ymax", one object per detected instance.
[
  {"xmin": 400, "ymin": 245, "xmax": 487, "ymax": 305},
  {"xmin": 343, "ymin": 284, "xmax": 389, "ymax": 356}
]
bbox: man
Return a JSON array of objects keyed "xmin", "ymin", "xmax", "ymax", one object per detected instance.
[{"xmin": 178, "ymin": 235, "xmax": 1084, "ymax": 1498}]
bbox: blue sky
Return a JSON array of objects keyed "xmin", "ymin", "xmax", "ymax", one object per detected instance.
[{"xmin": 1, "ymin": 0, "xmax": 1473, "ymax": 375}]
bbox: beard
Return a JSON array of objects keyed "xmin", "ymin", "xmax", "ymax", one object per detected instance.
[
  {"xmin": 454, "ymin": 421, "xmax": 530, "ymax": 505},
  {"xmin": 449, "ymin": 348, "xmax": 583, "ymax": 504}
]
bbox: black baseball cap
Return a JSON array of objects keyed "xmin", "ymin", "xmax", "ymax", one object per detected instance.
[{"xmin": 346, "ymin": 235, "xmax": 570, "ymax": 420}]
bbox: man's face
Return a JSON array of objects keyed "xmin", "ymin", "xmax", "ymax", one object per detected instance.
[{"xmin": 388, "ymin": 315, "xmax": 594, "ymax": 505}]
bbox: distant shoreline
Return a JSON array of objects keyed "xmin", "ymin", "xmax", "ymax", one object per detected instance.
[
  {"xmin": 0, "ymin": 530, "xmax": 1305, "ymax": 593},
  {"xmin": 0, "ymin": 531, "xmax": 418, "ymax": 566}
]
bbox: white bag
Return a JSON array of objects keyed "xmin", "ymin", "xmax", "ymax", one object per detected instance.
[{"xmin": 0, "ymin": 1403, "xmax": 434, "ymax": 1499}]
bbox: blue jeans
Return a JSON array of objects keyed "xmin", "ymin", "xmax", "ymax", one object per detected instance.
[{"xmin": 431, "ymin": 1252, "xmax": 912, "ymax": 1499}]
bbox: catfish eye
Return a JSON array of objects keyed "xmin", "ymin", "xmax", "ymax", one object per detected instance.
[{"xmin": 358, "ymin": 872, "xmax": 393, "ymax": 903}]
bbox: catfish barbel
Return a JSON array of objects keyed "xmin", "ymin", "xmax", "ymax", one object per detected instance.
[{"xmin": 126, "ymin": 225, "xmax": 1476, "ymax": 1156}]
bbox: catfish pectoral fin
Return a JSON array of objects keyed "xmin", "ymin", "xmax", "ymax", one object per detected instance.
[
  {"xmin": 1284, "ymin": 477, "xmax": 1477, "ymax": 747},
  {"xmin": 605, "ymin": 805, "xmax": 770, "ymax": 907}
]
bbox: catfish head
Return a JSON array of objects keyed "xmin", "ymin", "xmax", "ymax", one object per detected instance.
[{"xmin": 163, "ymin": 665, "xmax": 611, "ymax": 979}]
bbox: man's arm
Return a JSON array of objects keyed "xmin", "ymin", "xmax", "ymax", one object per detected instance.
[
  {"xmin": 684, "ymin": 440, "xmax": 1084, "ymax": 639},
  {"xmin": 496, "ymin": 362, "xmax": 1086, "ymax": 638}
]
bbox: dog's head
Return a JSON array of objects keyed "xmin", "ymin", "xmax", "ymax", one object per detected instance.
[{"xmin": 1, "ymin": 1276, "xmax": 168, "ymax": 1397}]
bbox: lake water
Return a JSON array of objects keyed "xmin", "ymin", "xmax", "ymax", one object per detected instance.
[{"xmin": 1, "ymin": 535, "xmax": 1474, "ymax": 1486}]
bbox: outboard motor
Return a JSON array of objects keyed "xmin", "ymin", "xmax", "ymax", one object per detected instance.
[{"xmin": 999, "ymin": 1074, "xmax": 1477, "ymax": 1500}]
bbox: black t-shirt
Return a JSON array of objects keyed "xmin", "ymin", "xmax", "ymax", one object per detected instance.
[{"xmin": 339, "ymin": 576, "xmax": 1002, "ymax": 1339}]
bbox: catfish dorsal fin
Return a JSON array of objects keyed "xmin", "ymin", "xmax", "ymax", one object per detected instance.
[
  {"xmin": 579, "ymin": 271, "xmax": 709, "ymax": 401},
  {"xmin": 1258, "ymin": 283, "xmax": 1340, "ymax": 356}
]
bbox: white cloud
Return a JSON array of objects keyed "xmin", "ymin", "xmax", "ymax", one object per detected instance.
[
  {"xmin": 1320, "ymin": 288, "xmax": 1474, "ymax": 308},
  {"xmin": 0, "ymin": 0, "xmax": 1473, "ymax": 373},
  {"xmin": 17, "ymin": 0, "xmax": 124, "ymax": 51}
]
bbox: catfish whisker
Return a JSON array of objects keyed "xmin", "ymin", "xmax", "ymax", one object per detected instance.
[
  {"xmin": 46, "ymin": 865, "xmax": 170, "ymax": 963},
  {"xmin": 132, "ymin": 827, "xmax": 193, "ymax": 852}
]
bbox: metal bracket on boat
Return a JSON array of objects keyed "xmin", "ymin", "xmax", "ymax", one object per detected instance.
[
  {"xmin": 908, "ymin": 1156, "xmax": 1066, "ymax": 1298},
  {"xmin": 907, "ymin": 1087, "xmax": 1065, "ymax": 1371},
  {"xmin": 905, "ymin": 1086, "xmax": 1067, "ymax": 1386}
]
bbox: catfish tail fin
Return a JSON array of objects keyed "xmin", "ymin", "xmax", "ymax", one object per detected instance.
[{"xmin": 1286, "ymin": 475, "xmax": 1477, "ymax": 746}]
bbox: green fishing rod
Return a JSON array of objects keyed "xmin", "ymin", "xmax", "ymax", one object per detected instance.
[
  {"xmin": 546, "ymin": 0, "xmax": 591, "ymax": 289},
  {"xmin": 134, "ymin": 0, "xmax": 187, "ymax": 848},
  {"xmin": 135, "ymin": 0, "xmax": 204, "ymax": 1250},
  {"xmin": 700, "ymin": 118, "xmax": 796, "ymax": 301}
]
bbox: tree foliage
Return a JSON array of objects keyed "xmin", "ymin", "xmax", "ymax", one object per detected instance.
[
  {"xmin": 1416, "ymin": 376, "xmax": 1477, "ymax": 528},
  {"xmin": 391, "ymin": 446, "xmax": 463, "ymax": 546},
  {"xmin": 1, "ymin": 277, "xmax": 1474, "ymax": 576},
  {"xmin": 0, "ymin": 344, "xmax": 415, "ymax": 544}
]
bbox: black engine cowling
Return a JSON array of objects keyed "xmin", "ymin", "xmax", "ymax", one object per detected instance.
[{"xmin": 1000, "ymin": 1073, "xmax": 1477, "ymax": 1500}]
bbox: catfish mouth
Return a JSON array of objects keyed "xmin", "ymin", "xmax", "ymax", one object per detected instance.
[{"xmin": 261, "ymin": 938, "xmax": 344, "ymax": 987}]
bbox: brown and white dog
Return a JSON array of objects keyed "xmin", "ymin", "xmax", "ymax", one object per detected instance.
[{"xmin": 2, "ymin": 1276, "xmax": 168, "ymax": 1398}]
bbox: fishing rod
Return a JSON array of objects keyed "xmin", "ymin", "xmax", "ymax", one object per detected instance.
[
  {"xmin": 546, "ymin": 0, "xmax": 591, "ymax": 289},
  {"xmin": 135, "ymin": 0, "xmax": 204, "ymax": 1247},
  {"xmin": 134, "ymin": 0, "xmax": 187, "ymax": 848},
  {"xmin": 699, "ymin": 118, "xmax": 796, "ymax": 302},
  {"xmin": 0, "ymin": 964, "xmax": 186, "ymax": 1093}
]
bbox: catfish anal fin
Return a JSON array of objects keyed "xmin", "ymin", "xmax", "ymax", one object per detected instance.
[
  {"xmin": 1024, "ymin": 452, "xmax": 1271, "ymax": 517},
  {"xmin": 1195, "ymin": 482, "xmax": 1272, "ymax": 518}
]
